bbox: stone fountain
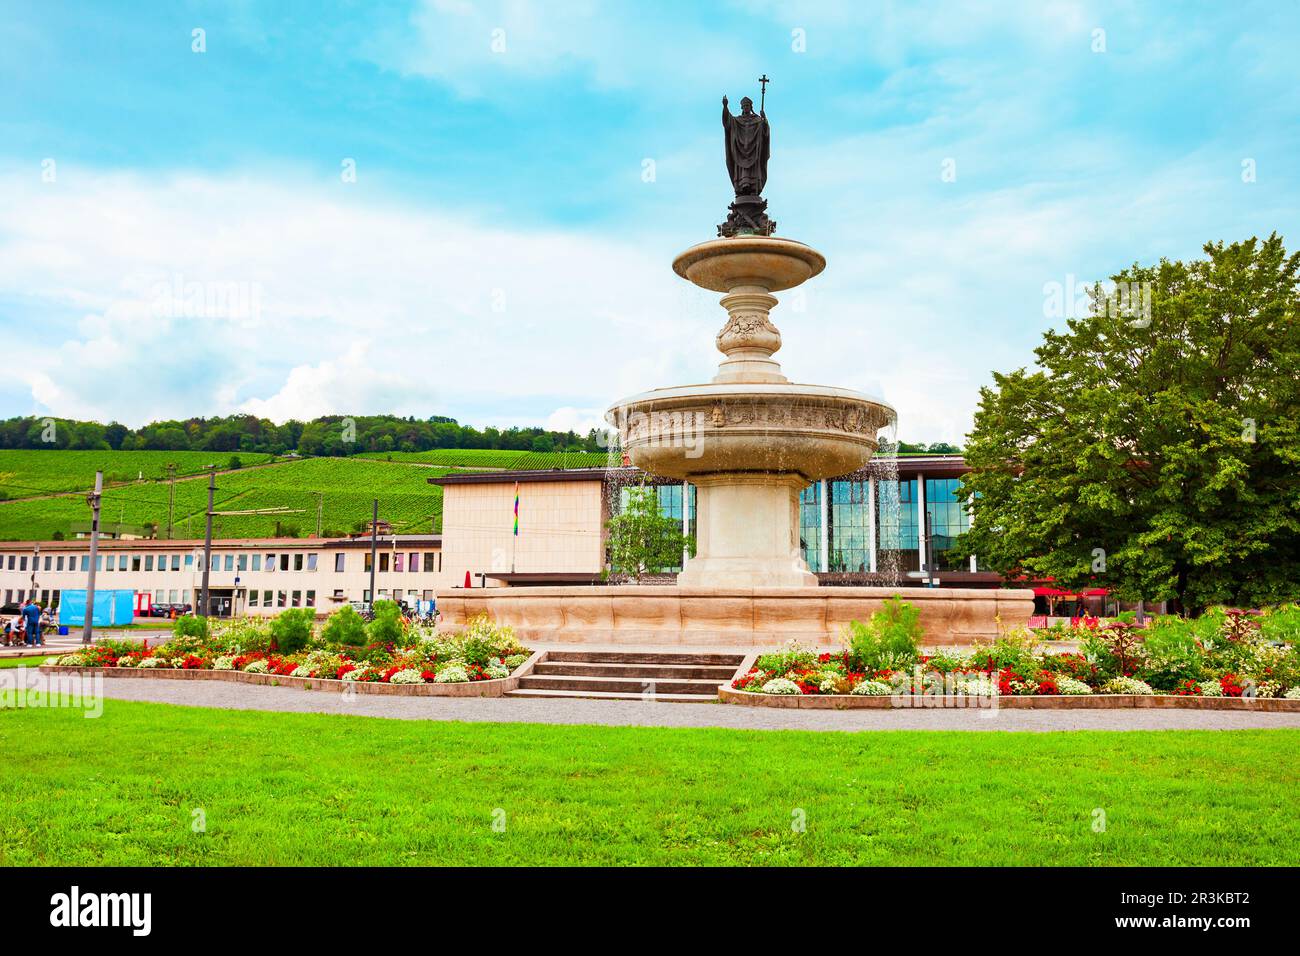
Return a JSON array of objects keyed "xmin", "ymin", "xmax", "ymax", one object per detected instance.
[
  {"xmin": 607, "ymin": 235, "xmax": 893, "ymax": 587},
  {"xmin": 438, "ymin": 88, "xmax": 1033, "ymax": 647}
]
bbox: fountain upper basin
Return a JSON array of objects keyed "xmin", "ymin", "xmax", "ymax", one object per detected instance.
[
  {"xmin": 606, "ymin": 381, "xmax": 895, "ymax": 482},
  {"xmin": 673, "ymin": 237, "xmax": 826, "ymax": 292}
]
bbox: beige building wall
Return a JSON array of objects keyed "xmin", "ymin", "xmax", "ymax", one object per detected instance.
[{"xmin": 438, "ymin": 480, "xmax": 605, "ymax": 587}]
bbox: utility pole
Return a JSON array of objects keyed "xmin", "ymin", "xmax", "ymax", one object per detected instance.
[
  {"xmin": 82, "ymin": 471, "xmax": 102, "ymax": 645},
  {"xmin": 30, "ymin": 542, "xmax": 39, "ymax": 601},
  {"xmin": 199, "ymin": 466, "xmax": 215, "ymax": 618},
  {"xmin": 368, "ymin": 498, "xmax": 378, "ymax": 608},
  {"xmin": 165, "ymin": 462, "xmax": 177, "ymax": 539}
]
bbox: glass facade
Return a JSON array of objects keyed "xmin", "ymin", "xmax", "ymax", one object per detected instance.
[
  {"xmin": 924, "ymin": 478, "xmax": 972, "ymax": 572},
  {"xmin": 798, "ymin": 483, "xmax": 822, "ymax": 572},
  {"xmin": 827, "ymin": 479, "xmax": 872, "ymax": 572},
  {"xmin": 792, "ymin": 475, "xmax": 975, "ymax": 578}
]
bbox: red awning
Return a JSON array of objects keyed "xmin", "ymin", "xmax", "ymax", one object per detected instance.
[{"xmin": 1033, "ymin": 587, "xmax": 1074, "ymax": 597}]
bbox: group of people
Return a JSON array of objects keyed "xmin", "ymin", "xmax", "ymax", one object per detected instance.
[{"xmin": 2, "ymin": 600, "xmax": 47, "ymax": 647}]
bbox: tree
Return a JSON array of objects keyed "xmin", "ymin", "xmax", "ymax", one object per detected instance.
[
  {"xmin": 959, "ymin": 234, "xmax": 1300, "ymax": 614},
  {"xmin": 605, "ymin": 484, "xmax": 695, "ymax": 582}
]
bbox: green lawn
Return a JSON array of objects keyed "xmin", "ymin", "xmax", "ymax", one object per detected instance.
[{"xmin": 1, "ymin": 698, "xmax": 1296, "ymax": 866}]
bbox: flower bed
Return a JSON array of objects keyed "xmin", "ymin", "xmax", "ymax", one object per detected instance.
[
  {"xmin": 41, "ymin": 607, "xmax": 536, "ymax": 697},
  {"xmin": 726, "ymin": 602, "xmax": 1300, "ymax": 710}
]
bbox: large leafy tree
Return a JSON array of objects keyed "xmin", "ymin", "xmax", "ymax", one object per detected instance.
[{"xmin": 960, "ymin": 235, "xmax": 1300, "ymax": 613}]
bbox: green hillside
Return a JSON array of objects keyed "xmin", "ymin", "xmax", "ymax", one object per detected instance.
[
  {"xmin": 357, "ymin": 449, "xmax": 614, "ymax": 470},
  {"xmin": 0, "ymin": 449, "xmax": 275, "ymax": 497},
  {"xmin": 0, "ymin": 455, "xmax": 446, "ymax": 540}
]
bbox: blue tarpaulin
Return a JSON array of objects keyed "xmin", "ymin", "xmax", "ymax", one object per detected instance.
[{"xmin": 58, "ymin": 589, "xmax": 135, "ymax": 627}]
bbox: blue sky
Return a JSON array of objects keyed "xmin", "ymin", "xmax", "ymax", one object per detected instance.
[{"xmin": 1, "ymin": 0, "xmax": 1297, "ymax": 442}]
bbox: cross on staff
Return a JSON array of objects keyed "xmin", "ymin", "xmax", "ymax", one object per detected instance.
[{"xmin": 758, "ymin": 73, "xmax": 770, "ymax": 111}]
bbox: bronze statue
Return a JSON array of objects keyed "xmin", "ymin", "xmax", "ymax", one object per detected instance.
[{"xmin": 718, "ymin": 76, "xmax": 776, "ymax": 237}]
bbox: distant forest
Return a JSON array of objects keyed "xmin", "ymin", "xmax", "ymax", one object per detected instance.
[{"xmin": 0, "ymin": 415, "xmax": 960, "ymax": 456}]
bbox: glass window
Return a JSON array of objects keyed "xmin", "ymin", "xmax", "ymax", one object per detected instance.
[
  {"xmin": 924, "ymin": 478, "xmax": 972, "ymax": 572},
  {"xmin": 80, "ymin": 556, "xmax": 89, "ymax": 571},
  {"xmin": 363, "ymin": 589, "xmax": 372, "ymax": 602},
  {"xmin": 305, "ymin": 590, "xmax": 316, "ymax": 608},
  {"xmin": 155, "ymin": 589, "xmax": 164, "ymax": 602},
  {"xmin": 185, "ymin": 554, "xmax": 193, "ymax": 569},
  {"xmin": 251, "ymin": 554, "xmax": 261, "ymax": 571},
  {"xmin": 158, "ymin": 554, "xmax": 168, "ymax": 571},
  {"xmin": 265, "ymin": 553, "xmax": 277, "ymax": 571},
  {"xmin": 423, "ymin": 552, "xmax": 436, "ymax": 573},
  {"xmin": 291, "ymin": 590, "xmax": 301, "ymax": 607},
  {"xmin": 394, "ymin": 553, "xmax": 404, "ymax": 573},
  {"xmin": 409, "ymin": 552, "xmax": 419, "ymax": 572},
  {"xmin": 119, "ymin": 555, "xmax": 128, "ymax": 570},
  {"xmin": 799, "ymin": 482, "xmax": 822, "ymax": 572},
  {"xmin": 335, "ymin": 553, "xmax": 345, "ymax": 572},
  {"xmin": 237, "ymin": 554, "xmax": 248, "ymax": 571},
  {"xmin": 306, "ymin": 553, "xmax": 317, "ymax": 571},
  {"xmin": 277, "ymin": 590, "xmax": 287, "ymax": 608},
  {"xmin": 379, "ymin": 553, "xmax": 390, "ymax": 573},
  {"xmin": 828, "ymin": 479, "xmax": 872, "ymax": 574},
  {"xmin": 293, "ymin": 554, "xmax": 303, "ymax": 571},
  {"xmin": 44, "ymin": 556, "xmax": 52, "ymax": 571},
  {"xmin": 364, "ymin": 553, "xmax": 373, "ymax": 572},
  {"xmin": 263, "ymin": 589, "xmax": 273, "ymax": 606},
  {"xmin": 876, "ymin": 478, "xmax": 919, "ymax": 575},
  {"xmin": 171, "ymin": 554, "xmax": 181, "ymax": 571},
  {"xmin": 55, "ymin": 556, "xmax": 64, "ymax": 571},
  {"xmin": 145, "ymin": 556, "xmax": 154, "ymax": 571},
  {"xmin": 249, "ymin": 590, "xmax": 259, "ymax": 607},
  {"xmin": 224, "ymin": 555, "xmax": 234, "ymax": 572},
  {"xmin": 130, "ymin": 556, "xmax": 140, "ymax": 572},
  {"xmin": 20, "ymin": 556, "xmax": 27, "ymax": 571},
  {"xmin": 168, "ymin": 589, "xmax": 178, "ymax": 603}
]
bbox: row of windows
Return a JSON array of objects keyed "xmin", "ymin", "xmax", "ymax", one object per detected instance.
[
  {"xmin": 797, "ymin": 478, "xmax": 974, "ymax": 573},
  {"xmin": 0, "ymin": 550, "xmax": 443, "ymax": 575}
]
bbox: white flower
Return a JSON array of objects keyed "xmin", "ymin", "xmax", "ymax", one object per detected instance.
[
  {"xmin": 340, "ymin": 668, "xmax": 366, "ymax": 681},
  {"xmin": 44, "ymin": 656, "xmax": 60, "ymax": 666},
  {"xmin": 954, "ymin": 674, "xmax": 999, "ymax": 697},
  {"xmin": 291, "ymin": 665, "xmax": 314, "ymax": 678},
  {"xmin": 1284, "ymin": 686, "xmax": 1300, "ymax": 700},
  {"xmin": 759, "ymin": 677, "xmax": 801, "ymax": 695},
  {"xmin": 818, "ymin": 676, "xmax": 839, "ymax": 693},
  {"xmin": 1054, "ymin": 676, "xmax": 1093, "ymax": 695},
  {"xmin": 485, "ymin": 662, "xmax": 509, "ymax": 680},
  {"xmin": 56, "ymin": 654, "xmax": 85, "ymax": 666},
  {"xmin": 244, "ymin": 659, "xmax": 269, "ymax": 674},
  {"xmin": 117, "ymin": 656, "xmax": 139, "ymax": 667},
  {"xmin": 212, "ymin": 656, "xmax": 236, "ymax": 671},
  {"xmin": 137, "ymin": 656, "xmax": 164, "ymax": 669},
  {"xmin": 1102, "ymin": 676, "xmax": 1155, "ymax": 695},
  {"xmin": 435, "ymin": 664, "xmax": 470, "ymax": 684},
  {"xmin": 1199, "ymin": 677, "xmax": 1224, "ymax": 697},
  {"xmin": 851, "ymin": 679, "xmax": 892, "ymax": 696},
  {"xmin": 390, "ymin": 669, "xmax": 426, "ymax": 684}
]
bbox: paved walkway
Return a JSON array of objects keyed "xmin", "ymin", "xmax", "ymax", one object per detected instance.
[{"xmin": 54, "ymin": 675, "xmax": 1300, "ymax": 732}]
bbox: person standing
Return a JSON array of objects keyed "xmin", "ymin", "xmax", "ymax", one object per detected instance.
[{"xmin": 21, "ymin": 599, "xmax": 43, "ymax": 646}]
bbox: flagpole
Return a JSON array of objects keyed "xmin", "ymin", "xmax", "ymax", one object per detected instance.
[{"xmin": 511, "ymin": 481, "xmax": 519, "ymax": 574}]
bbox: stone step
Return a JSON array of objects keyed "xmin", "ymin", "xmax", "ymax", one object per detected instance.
[
  {"xmin": 507, "ymin": 688, "xmax": 717, "ymax": 703},
  {"xmin": 517, "ymin": 674, "xmax": 724, "ymax": 696},
  {"xmin": 532, "ymin": 660, "xmax": 737, "ymax": 680},
  {"xmin": 544, "ymin": 650, "xmax": 745, "ymax": 666}
]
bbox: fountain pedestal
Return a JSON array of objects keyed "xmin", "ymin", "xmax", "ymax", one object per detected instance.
[{"xmin": 607, "ymin": 236, "xmax": 894, "ymax": 589}]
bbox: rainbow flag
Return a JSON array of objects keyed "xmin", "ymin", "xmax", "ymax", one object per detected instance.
[{"xmin": 513, "ymin": 482, "xmax": 519, "ymax": 537}]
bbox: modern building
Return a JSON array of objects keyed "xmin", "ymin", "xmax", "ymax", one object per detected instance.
[
  {"xmin": 0, "ymin": 534, "xmax": 442, "ymax": 618},
  {"xmin": 431, "ymin": 454, "xmax": 1001, "ymax": 589}
]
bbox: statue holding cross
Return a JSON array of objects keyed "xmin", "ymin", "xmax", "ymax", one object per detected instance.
[{"xmin": 718, "ymin": 75, "xmax": 776, "ymax": 237}]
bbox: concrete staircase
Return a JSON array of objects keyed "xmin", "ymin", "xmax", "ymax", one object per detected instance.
[{"xmin": 508, "ymin": 650, "xmax": 745, "ymax": 702}]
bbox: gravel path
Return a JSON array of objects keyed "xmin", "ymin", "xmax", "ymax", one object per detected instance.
[{"xmin": 75, "ymin": 677, "xmax": 1300, "ymax": 732}]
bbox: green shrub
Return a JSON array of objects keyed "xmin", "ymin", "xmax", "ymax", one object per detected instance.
[
  {"xmin": 844, "ymin": 597, "xmax": 922, "ymax": 673},
  {"xmin": 970, "ymin": 629, "xmax": 1040, "ymax": 674},
  {"xmin": 1261, "ymin": 604, "xmax": 1300, "ymax": 645},
  {"xmin": 269, "ymin": 608, "xmax": 316, "ymax": 655},
  {"xmin": 366, "ymin": 600, "xmax": 404, "ymax": 646},
  {"xmin": 1140, "ymin": 616, "xmax": 1205, "ymax": 691},
  {"xmin": 173, "ymin": 614, "xmax": 209, "ymax": 639},
  {"xmin": 755, "ymin": 641, "xmax": 818, "ymax": 675},
  {"xmin": 321, "ymin": 605, "xmax": 367, "ymax": 647}
]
